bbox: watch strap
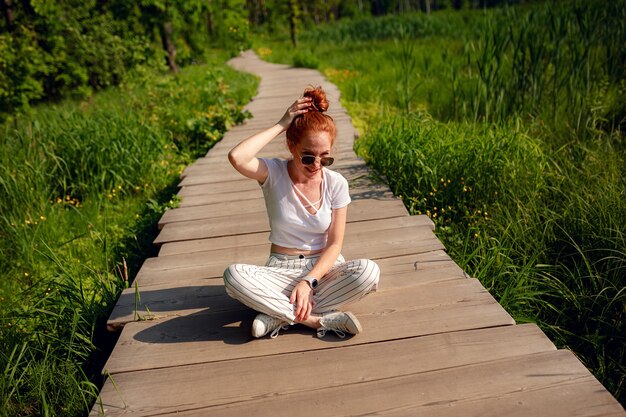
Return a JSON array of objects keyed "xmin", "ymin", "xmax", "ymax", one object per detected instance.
[{"xmin": 302, "ymin": 276, "xmax": 318, "ymax": 289}]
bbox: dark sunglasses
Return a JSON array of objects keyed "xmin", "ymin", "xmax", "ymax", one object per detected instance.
[{"xmin": 300, "ymin": 154, "xmax": 334, "ymax": 167}]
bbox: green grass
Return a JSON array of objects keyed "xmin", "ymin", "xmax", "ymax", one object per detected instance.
[
  {"xmin": 0, "ymin": 51, "xmax": 257, "ymax": 416},
  {"xmin": 257, "ymin": 0, "xmax": 626, "ymax": 404}
]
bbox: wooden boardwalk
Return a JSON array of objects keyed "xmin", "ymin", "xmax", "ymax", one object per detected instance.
[{"xmin": 90, "ymin": 51, "xmax": 625, "ymax": 416}]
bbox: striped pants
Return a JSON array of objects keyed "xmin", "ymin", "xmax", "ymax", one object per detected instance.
[{"xmin": 223, "ymin": 253, "xmax": 380, "ymax": 324}]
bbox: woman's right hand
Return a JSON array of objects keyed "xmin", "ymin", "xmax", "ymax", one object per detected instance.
[{"xmin": 277, "ymin": 97, "xmax": 312, "ymax": 129}]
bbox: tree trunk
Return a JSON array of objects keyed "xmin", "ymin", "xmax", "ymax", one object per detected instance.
[
  {"xmin": 2, "ymin": 0, "xmax": 15, "ymax": 32},
  {"xmin": 424, "ymin": 0, "xmax": 431, "ymax": 14},
  {"xmin": 289, "ymin": 0, "xmax": 298, "ymax": 48},
  {"xmin": 257, "ymin": 0, "xmax": 268, "ymax": 25},
  {"xmin": 206, "ymin": 0, "xmax": 214, "ymax": 37},
  {"xmin": 246, "ymin": 0, "xmax": 267, "ymax": 26},
  {"xmin": 160, "ymin": 21, "xmax": 180, "ymax": 73},
  {"xmin": 247, "ymin": 0, "xmax": 256, "ymax": 25}
]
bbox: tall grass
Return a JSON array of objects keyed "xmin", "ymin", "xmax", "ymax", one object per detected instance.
[
  {"xmin": 259, "ymin": 0, "xmax": 625, "ymax": 403},
  {"xmin": 0, "ymin": 53, "xmax": 257, "ymax": 416},
  {"xmin": 459, "ymin": 1, "xmax": 626, "ymax": 137},
  {"xmin": 300, "ymin": 11, "xmax": 479, "ymax": 44}
]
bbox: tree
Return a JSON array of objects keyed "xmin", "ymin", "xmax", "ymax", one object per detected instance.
[
  {"xmin": 289, "ymin": 0, "xmax": 298, "ymax": 47},
  {"xmin": 160, "ymin": 19, "xmax": 179, "ymax": 73},
  {"xmin": 207, "ymin": 0, "xmax": 215, "ymax": 37},
  {"xmin": 1, "ymin": 0, "xmax": 15, "ymax": 32}
]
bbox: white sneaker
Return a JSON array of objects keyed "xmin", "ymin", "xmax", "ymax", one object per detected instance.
[
  {"xmin": 251, "ymin": 313, "xmax": 289, "ymax": 338},
  {"xmin": 317, "ymin": 311, "xmax": 362, "ymax": 338}
]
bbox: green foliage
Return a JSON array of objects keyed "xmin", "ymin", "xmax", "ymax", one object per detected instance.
[
  {"xmin": 0, "ymin": 0, "xmax": 256, "ymax": 119},
  {"xmin": 210, "ymin": 0, "xmax": 252, "ymax": 52},
  {"xmin": 0, "ymin": 55, "xmax": 256, "ymax": 416},
  {"xmin": 292, "ymin": 49, "xmax": 320, "ymax": 69},
  {"xmin": 357, "ymin": 113, "xmax": 546, "ymax": 225},
  {"xmin": 0, "ymin": 31, "xmax": 45, "ymax": 113},
  {"xmin": 0, "ymin": 4, "xmax": 155, "ymax": 119}
]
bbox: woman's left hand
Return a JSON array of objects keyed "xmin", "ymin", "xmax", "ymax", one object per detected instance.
[{"xmin": 290, "ymin": 281, "xmax": 315, "ymax": 322}]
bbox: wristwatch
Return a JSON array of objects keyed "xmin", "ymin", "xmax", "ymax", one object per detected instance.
[{"xmin": 301, "ymin": 276, "xmax": 319, "ymax": 289}]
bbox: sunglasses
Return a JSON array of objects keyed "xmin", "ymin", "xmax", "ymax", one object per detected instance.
[{"xmin": 300, "ymin": 154, "xmax": 335, "ymax": 167}]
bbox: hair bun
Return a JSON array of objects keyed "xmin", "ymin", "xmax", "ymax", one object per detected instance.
[{"xmin": 303, "ymin": 87, "xmax": 329, "ymax": 113}]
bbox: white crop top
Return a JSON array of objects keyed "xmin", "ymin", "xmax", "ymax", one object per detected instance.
[{"xmin": 260, "ymin": 158, "xmax": 351, "ymax": 250}]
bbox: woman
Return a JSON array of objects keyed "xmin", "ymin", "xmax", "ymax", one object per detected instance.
[{"xmin": 223, "ymin": 86, "xmax": 380, "ymax": 339}]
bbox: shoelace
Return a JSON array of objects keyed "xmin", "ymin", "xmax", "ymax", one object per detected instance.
[
  {"xmin": 317, "ymin": 327, "xmax": 346, "ymax": 338},
  {"xmin": 270, "ymin": 323, "xmax": 290, "ymax": 339}
]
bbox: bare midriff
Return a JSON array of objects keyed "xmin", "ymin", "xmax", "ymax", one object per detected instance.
[{"xmin": 270, "ymin": 243, "xmax": 324, "ymax": 256}]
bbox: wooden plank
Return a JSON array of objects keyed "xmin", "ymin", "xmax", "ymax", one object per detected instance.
[
  {"xmin": 176, "ymin": 182, "xmax": 395, "ymax": 208},
  {"xmin": 91, "ymin": 325, "xmax": 556, "ymax": 416},
  {"xmin": 158, "ymin": 230, "xmax": 270, "ymax": 256},
  {"xmin": 208, "ymin": 121, "xmax": 355, "ymax": 147},
  {"xmin": 108, "ymin": 251, "xmax": 466, "ymax": 328},
  {"xmin": 179, "ymin": 158, "xmax": 366, "ymax": 184},
  {"xmin": 150, "ymin": 223, "xmax": 440, "ymax": 270},
  {"xmin": 358, "ymin": 380, "xmax": 626, "ymax": 417},
  {"xmin": 155, "ymin": 215, "xmax": 433, "ymax": 257},
  {"xmin": 158, "ymin": 197, "xmax": 407, "ymax": 229},
  {"xmin": 140, "ymin": 245, "xmax": 460, "ymax": 289},
  {"xmin": 130, "ymin": 262, "xmax": 243, "ymax": 291},
  {"xmin": 186, "ymin": 152, "xmax": 357, "ymax": 174},
  {"xmin": 177, "ymin": 178, "xmax": 258, "ymax": 197},
  {"xmin": 178, "ymin": 189, "xmax": 263, "ymax": 207},
  {"xmin": 192, "ymin": 146, "xmax": 355, "ymax": 164},
  {"xmin": 103, "ymin": 278, "xmax": 514, "ymax": 372},
  {"xmin": 176, "ymin": 162, "xmax": 386, "ymax": 194},
  {"xmin": 141, "ymin": 350, "xmax": 624, "ymax": 417},
  {"xmin": 377, "ymin": 250, "xmax": 467, "ymax": 285},
  {"xmin": 178, "ymin": 169, "xmax": 242, "ymax": 184},
  {"xmin": 159, "ymin": 199, "xmax": 266, "ymax": 228},
  {"xmin": 155, "ymin": 212, "xmax": 432, "ymax": 245}
]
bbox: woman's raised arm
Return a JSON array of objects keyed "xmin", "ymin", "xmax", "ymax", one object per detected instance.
[{"xmin": 228, "ymin": 97, "xmax": 312, "ymax": 182}]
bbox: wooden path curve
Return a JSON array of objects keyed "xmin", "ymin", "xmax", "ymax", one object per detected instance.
[{"xmin": 90, "ymin": 51, "xmax": 625, "ymax": 416}]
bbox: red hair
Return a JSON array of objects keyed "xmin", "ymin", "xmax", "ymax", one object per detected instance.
[{"xmin": 286, "ymin": 87, "xmax": 336, "ymax": 148}]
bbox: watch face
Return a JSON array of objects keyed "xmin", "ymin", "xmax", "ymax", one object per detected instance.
[{"xmin": 310, "ymin": 278, "xmax": 318, "ymax": 288}]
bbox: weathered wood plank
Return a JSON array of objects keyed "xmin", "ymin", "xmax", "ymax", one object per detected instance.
[
  {"xmin": 138, "ymin": 245, "xmax": 460, "ymax": 290},
  {"xmin": 147, "ymin": 351, "xmax": 624, "ymax": 417},
  {"xmin": 179, "ymin": 158, "xmax": 366, "ymax": 185},
  {"xmin": 108, "ymin": 250, "xmax": 465, "ymax": 328},
  {"xmin": 102, "ymin": 278, "xmax": 514, "ymax": 373},
  {"xmin": 158, "ymin": 230, "xmax": 270, "ymax": 256},
  {"xmin": 175, "ymin": 181, "xmax": 393, "ymax": 208},
  {"xmin": 178, "ymin": 189, "xmax": 263, "ymax": 207},
  {"xmin": 158, "ymin": 198, "xmax": 265, "ymax": 228},
  {"xmin": 361, "ymin": 380, "xmax": 626, "ymax": 417},
  {"xmin": 151, "ymin": 224, "xmax": 440, "ymax": 269},
  {"xmin": 91, "ymin": 324, "xmax": 556, "ymax": 416},
  {"xmin": 191, "ymin": 146, "xmax": 355, "ymax": 164},
  {"xmin": 155, "ymin": 212, "xmax": 431, "ymax": 245},
  {"xmin": 158, "ymin": 197, "xmax": 407, "ymax": 229},
  {"xmin": 177, "ymin": 178, "xmax": 259, "ymax": 197}
]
